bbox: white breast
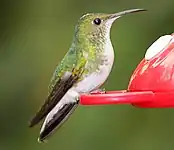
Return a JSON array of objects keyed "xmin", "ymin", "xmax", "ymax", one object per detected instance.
[{"xmin": 74, "ymin": 39, "xmax": 115, "ymax": 93}]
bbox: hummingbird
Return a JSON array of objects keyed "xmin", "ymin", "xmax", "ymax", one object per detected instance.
[{"xmin": 29, "ymin": 8, "xmax": 146, "ymax": 142}]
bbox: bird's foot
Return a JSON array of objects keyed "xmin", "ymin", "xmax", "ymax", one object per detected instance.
[{"xmin": 90, "ymin": 88, "xmax": 106, "ymax": 94}]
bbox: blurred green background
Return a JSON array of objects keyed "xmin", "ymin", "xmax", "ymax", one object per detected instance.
[{"xmin": 0, "ymin": 0, "xmax": 174, "ymax": 150}]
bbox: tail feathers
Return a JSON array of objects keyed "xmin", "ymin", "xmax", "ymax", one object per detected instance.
[{"xmin": 38, "ymin": 101, "xmax": 78, "ymax": 142}]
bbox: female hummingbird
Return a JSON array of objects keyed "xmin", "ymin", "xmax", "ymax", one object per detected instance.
[{"xmin": 29, "ymin": 8, "xmax": 145, "ymax": 142}]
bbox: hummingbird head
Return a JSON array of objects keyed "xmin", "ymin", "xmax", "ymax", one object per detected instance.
[{"xmin": 74, "ymin": 9, "xmax": 146, "ymax": 45}]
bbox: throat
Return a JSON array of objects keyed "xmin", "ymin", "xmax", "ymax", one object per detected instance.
[{"xmin": 102, "ymin": 39, "xmax": 115, "ymax": 68}]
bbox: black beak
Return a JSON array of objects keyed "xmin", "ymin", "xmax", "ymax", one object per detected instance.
[{"xmin": 109, "ymin": 8, "xmax": 146, "ymax": 19}]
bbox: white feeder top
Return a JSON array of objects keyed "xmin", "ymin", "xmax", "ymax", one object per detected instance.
[{"xmin": 145, "ymin": 35, "xmax": 173, "ymax": 60}]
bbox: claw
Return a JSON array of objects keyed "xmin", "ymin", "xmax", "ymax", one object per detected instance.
[{"xmin": 90, "ymin": 88, "xmax": 106, "ymax": 94}]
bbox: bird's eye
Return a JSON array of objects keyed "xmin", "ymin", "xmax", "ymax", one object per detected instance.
[{"xmin": 93, "ymin": 18, "xmax": 101, "ymax": 25}]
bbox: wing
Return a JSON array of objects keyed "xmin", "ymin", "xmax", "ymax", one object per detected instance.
[
  {"xmin": 29, "ymin": 50, "xmax": 86, "ymax": 127},
  {"xmin": 29, "ymin": 71, "xmax": 79, "ymax": 127}
]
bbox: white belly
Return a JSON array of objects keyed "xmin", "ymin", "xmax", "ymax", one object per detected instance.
[{"xmin": 73, "ymin": 41, "xmax": 115, "ymax": 93}]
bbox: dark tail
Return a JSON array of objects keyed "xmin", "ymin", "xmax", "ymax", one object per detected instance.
[{"xmin": 38, "ymin": 101, "xmax": 78, "ymax": 142}]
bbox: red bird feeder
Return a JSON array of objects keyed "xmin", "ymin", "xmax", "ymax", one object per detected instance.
[{"xmin": 80, "ymin": 33, "xmax": 174, "ymax": 108}]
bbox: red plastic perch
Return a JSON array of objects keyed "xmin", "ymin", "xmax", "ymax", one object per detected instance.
[
  {"xmin": 80, "ymin": 91, "xmax": 152, "ymax": 105},
  {"xmin": 80, "ymin": 91, "xmax": 174, "ymax": 108}
]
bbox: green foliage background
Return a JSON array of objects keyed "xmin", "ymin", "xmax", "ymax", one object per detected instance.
[{"xmin": 0, "ymin": 0, "xmax": 174, "ymax": 150}]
